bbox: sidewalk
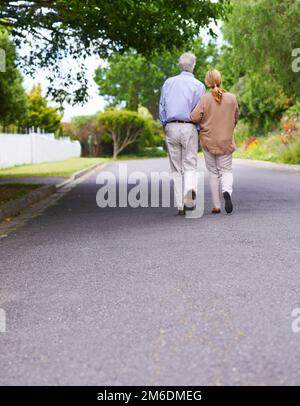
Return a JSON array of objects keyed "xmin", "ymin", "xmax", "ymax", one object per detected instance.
[
  {"xmin": 0, "ymin": 176, "xmax": 66, "ymax": 185},
  {"xmin": 0, "ymin": 160, "xmax": 108, "ymax": 222}
]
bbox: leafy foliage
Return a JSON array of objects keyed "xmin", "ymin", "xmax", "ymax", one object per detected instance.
[
  {"xmin": 0, "ymin": 0, "xmax": 230, "ymax": 103},
  {"xmin": 222, "ymin": 0, "xmax": 300, "ymax": 98},
  {"xmin": 231, "ymin": 73, "xmax": 287, "ymax": 133},
  {"xmin": 0, "ymin": 29, "xmax": 27, "ymax": 127},
  {"xmin": 219, "ymin": 0, "xmax": 300, "ymax": 134},
  {"xmin": 70, "ymin": 115, "xmax": 104, "ymax": 157},
  {"xmin": 281, "ymin": 136, "xmax": 300, "ymax": 164},
  {"xmin": 233, "ymin": 121, "xmax": 253, "ymax": 147},
  {"xmin": 24, "ymin": 84, "xmax": 62, "ymax": 133},
  {"xmin": 94, "ymin": 38, "xmax": 219, "ymax": 118}
]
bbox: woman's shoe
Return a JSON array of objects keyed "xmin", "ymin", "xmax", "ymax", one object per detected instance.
[
  {"xmin": 223, "ymin": 192, "xmax": 233, "ymax": 214},
  {"xmin": 212, "ymin": 208, "xmax": 221, "ymax": 214}
]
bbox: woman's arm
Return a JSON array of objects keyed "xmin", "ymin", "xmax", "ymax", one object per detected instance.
[
  {"xmin": 234, "ymin": 100, "xmax": 239, "ymax": 127},
  {"xmin": 191, "ymin": 99, "xmax": 205, "ymax": 123}
]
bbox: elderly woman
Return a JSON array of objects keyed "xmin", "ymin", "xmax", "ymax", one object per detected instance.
[{"xmin": 191, "ymin": 69, "xmax": 239, "ymax": 214}]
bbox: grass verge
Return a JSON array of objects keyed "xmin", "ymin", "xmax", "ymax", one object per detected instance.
[
  {"xmin": 0, "ymin": 157, "xmax": 109, "ymax": 178},
  {"xmin": 233, "ymin": 135, "xmax": 300, "ymax": 165}
]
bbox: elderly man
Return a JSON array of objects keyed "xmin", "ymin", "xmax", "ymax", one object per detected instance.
[{"xmin": 159, "ymin": 52, "xmax": 205, "ymax": 215}]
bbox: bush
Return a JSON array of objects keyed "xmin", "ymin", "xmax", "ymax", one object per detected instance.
[
  {"xmin": 232, "ymin": 72, "xmax": 287, "ymax": 135},
  {"xmin": 281, "ymin": 101, "xmax": 300, "ymax": 121},
  {"xmin": 234, "ymin": 120, "xmax": 252, "ymax": 147},
  {"xmin": 281, "ymin": 136, "xmax": 300, "ymax": 164},
  {"xmin": 140, "ymin": 147, "xmax": 167, "ymax": 158},
  {"xmin": 235, "ymin": 132, "xmax": 300, "ymax": 164}
]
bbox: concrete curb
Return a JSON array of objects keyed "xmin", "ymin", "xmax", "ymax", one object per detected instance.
[
  {"xmin": 233, "ymin": 158, "xmax": 300, "ymax": 172},
  {"xmin": 56, "ymin": 161, "xmax": 107, "ymax": 189},
  {"xmin": 0, "ymin": 184, "xmax": 56, "ymax": 222},
  {"xmin": 0, "ymin": 161, "xmax": 108, "ymax": 222}
]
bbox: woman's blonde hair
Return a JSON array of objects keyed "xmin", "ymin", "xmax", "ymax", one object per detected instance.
[{"xmin": 205, "ymin": 69, "xmax": 225, "ymax": 104}]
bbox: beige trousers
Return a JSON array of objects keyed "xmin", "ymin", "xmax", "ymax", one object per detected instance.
[
  {"xmin": 203, "ymin": 150, "xmax": 233, "ymax": 209},
  {"xmin": 165, "ymin": 123, "xmax": 198, "ymax": 209}
]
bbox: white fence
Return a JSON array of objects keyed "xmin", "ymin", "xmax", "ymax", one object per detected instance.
[{"xmin": 0, "ymin": 133, "xmax": 81, "ymax": 168}]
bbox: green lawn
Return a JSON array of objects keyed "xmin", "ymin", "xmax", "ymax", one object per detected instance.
[
  {"xmin": 0, "ymin": 157, "xmax": 109, "ymax": 178},
  {"xmin": 0, "ymin": 183, "xmax": 42, "ymax": 205}
]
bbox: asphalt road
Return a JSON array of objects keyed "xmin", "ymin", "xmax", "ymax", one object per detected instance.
[{"xmin": 1, "ymin": 158, "xmax": 300, "ymax": 385}]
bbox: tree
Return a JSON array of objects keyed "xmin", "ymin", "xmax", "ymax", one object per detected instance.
[
  {"xmin": 232, "ymin": 73, "xmax": 287, "ymax": 133},
  {"xmin": 71, "ymin": 115, "xmax": 104, "ymax": 157},
  {"xmin": 94, "ymin": 39, "xmax": 219, "ymax": 118},
  {"xmin": 192, "ymin": 39, "xmax": 220, "ymax": 82},
  {"xmin": 218, "ymin": 0, "xmax": 300, "ymax": 132},
  {"xmin": 0, "ymin": 0, "xmax": 230, "ymax": 103},
  {"xmin": 97, "ymin": 109, "xmax": 153, "ymax": 158},
  {"xmin": 222, "ymin": 0, "xmax": 300, "ymax": 98},
  {"xmin": 94, "ymin": 52, "xmax": 174, "ymax": 118},
  {"xmin": 216, "ymin": 45, "xmax": 240, "ymax": 91},
  {"xmin": 0, "ymin": 29, "xmax": 27, "ymax": 128},
  {"xmin": 25, "ymin": 84, "xmax": 62, "ymax": 133}
]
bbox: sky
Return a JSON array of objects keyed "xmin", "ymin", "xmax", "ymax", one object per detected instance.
[
  {"xmin": 22, "ymin": 55, "xmax": 105, "ymax": 122},
  {"xmin": 21, "ymin": 23, "xmax": 223, "ymax": 123}
]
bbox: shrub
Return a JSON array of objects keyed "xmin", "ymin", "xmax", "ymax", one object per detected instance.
[
  {"xmin": 280, "ymin": 102, "xmax": 300, "ymax": 143},
  {"xmin": 281, "ymin": 136, "xmax": 300, "ymax": 164},
  {"xmin": 281, "ymin": 101, "xmax": 300, "ymax": 121},
  {"xmin": 234, "ymin": 120, "xmax": 253, "ymax": 147},
  {"xmin": 232, "ymin": 72, "xmax": 287, "ymax": 135}
]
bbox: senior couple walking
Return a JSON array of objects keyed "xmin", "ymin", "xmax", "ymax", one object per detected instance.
[{"xmin": 159, "ymin": 52, "xmax": 239, "ymax": 215}]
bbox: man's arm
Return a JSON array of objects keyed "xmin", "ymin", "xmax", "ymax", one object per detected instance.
[
  {"xmin": 199, "ymin": 83, "xmax": 206, "ymax": 99},
  {"xmin": 159, "ymin": 82, "xmax": 167, "ymax": 126},
  {"xmin": 191, "ymin": 83, "xmax": 205, "ymax": 129},
  {"xmin": 193, "ymin": 83, "xmax": 206, "ymax": 108}
]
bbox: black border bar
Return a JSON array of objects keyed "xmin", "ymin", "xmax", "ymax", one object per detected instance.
[{"xmin": 0, "ymin": 386, "xmax": 300, "ymax": 402}]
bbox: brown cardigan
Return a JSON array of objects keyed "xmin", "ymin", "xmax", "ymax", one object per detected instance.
[{"xmin": 191, "ymin": 92, "xmax": 239, "ymax": 155}]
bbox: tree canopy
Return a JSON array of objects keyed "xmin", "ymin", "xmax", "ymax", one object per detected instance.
[
  {"xmin": 24, "ymin": 84, "xmax": 62, "ymax": 133},
  {"xmin": 222, "ymin": 0, "xmax": 300, "ymax": 98},
  {"xmin": 0, "ymin": 28, "xmax": 27, "ymax": 127},
  {"xmin": 0, "ymin": 0, "xmax": 230, "ymax": 103},
  {"xmin": 94, "ymin": 38, "xmax": 219, "ymax": 118},
  {"xmin": 219, "ymin": 0, "xmax": 300, "ymax": 133}
]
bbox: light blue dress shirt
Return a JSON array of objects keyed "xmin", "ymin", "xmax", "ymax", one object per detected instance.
[{"xmin": 159, "ymin": 72, "xmax": 205, "ymax": 125}]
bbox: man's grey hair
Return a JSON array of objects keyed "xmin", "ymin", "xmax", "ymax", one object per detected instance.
[{"xmin": 179, "ymin": 52, "xmax": 196, "ymax": 73}]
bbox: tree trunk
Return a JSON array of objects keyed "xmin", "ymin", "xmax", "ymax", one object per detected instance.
[{"xmin": 113, "ymin": 142, "xmax": 119, "ymax": 159}]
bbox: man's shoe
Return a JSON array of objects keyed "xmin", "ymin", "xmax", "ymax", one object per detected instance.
[
  {"xmin": 223, "ymin": 192, "xmax": 233, "ymax": 214},
  {"xmin": 184, "ymin": 189, "xmax": 196, "ymax": 211},
  {"xmin": 177, "ymin": 209, "xmax": 185, "ymax": 216},
  {"xmin": 212, "ymin": 208, "xmax": 221, "ymax": 214}
]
